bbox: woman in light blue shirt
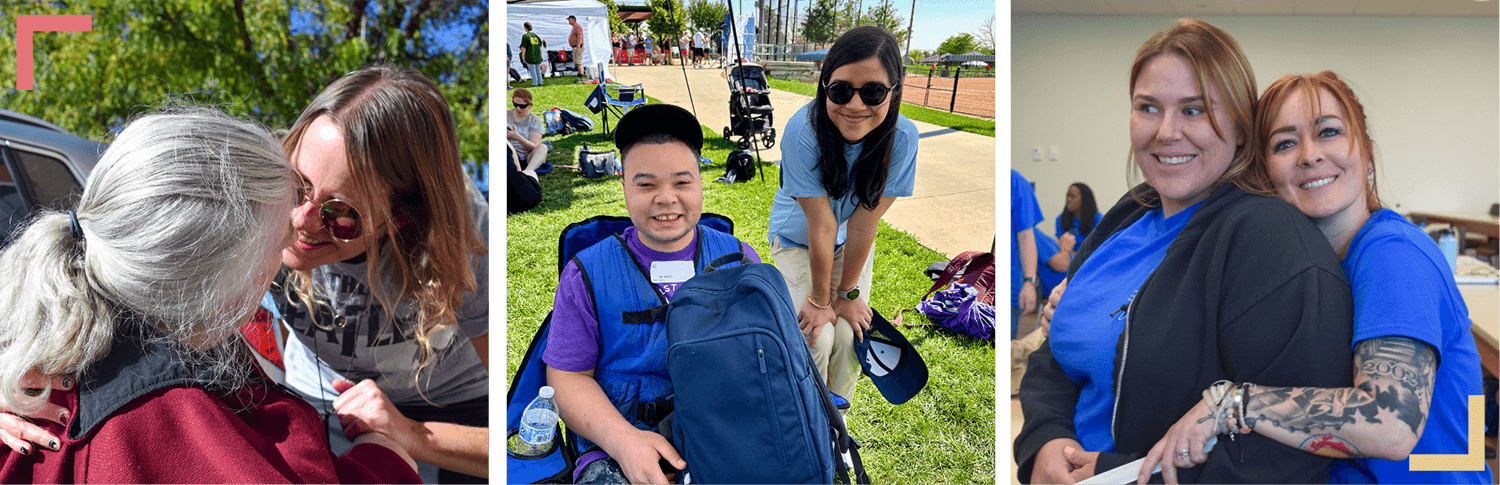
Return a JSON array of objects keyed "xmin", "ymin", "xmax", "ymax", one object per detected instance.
[{"xmin": 766, "ymin": 26, "xmax": 918, "ymax": 405}]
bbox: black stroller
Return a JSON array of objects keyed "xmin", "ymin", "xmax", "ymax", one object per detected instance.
[{"xmin": 722, "ymin": 63, "xmax": 775, "ymax": 150}]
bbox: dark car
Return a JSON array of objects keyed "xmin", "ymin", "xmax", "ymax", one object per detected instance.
[{"xmin": 0, "ymin": 110, "xmax": 105, "ymax": 247}]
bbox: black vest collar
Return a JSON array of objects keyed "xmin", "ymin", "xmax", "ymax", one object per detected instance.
[{"xmin": 70, "ymin": 323, "xmax": 222, "ymax": 440}]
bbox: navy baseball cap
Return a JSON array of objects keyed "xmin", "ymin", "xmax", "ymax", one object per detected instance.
[
  {"xmin": 614, "ymin": 104, "xmax": 703, "ymax": 154},
  {"xmin": 854, "ymin": 309, "xmax": 928, "ymax": 405}
]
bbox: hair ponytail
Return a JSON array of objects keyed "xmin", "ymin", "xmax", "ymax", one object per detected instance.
[{"xmin": 0, "ymin": 213, "xmax": 116, "ymax": 414}]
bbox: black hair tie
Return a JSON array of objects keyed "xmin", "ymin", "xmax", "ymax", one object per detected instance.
[{"xmin": 68, "ymin": 210, "xmax": 84, "ymax": 241}]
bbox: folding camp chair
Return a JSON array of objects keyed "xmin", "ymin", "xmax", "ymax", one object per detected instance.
[
  {"xmin": 600, "ymin": 81, "xmax": 647, "ymax": 136},
  {"xmin": 506, "ymin": 213, "xmax": 735, "ymax": 484}
]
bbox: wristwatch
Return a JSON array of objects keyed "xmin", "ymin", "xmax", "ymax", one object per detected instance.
[
  {"xmin": 1023, "ymin": 276, "xmax": 1040, "ymax": 287},
  {"xmin": 837, "ymin": 286, "xmax": 861, "ymax": 301}
]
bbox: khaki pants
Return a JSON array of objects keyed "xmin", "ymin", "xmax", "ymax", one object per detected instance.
[{"xmin": 769, "ymin": 239, "xmax": 876, "ymax": 403}]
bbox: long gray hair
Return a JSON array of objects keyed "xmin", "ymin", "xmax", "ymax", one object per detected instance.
[{"xmin": 0, "ymin": 106, "xmax": 294, "ymax": 413}]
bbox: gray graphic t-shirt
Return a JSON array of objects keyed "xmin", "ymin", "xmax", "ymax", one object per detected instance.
[{"xmin": 279, "ymin": 186, "xmax": 489, "ymax": 407}]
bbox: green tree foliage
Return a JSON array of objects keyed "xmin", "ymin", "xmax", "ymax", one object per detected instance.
[
  {"xmin": 686, "ymin": 0, "xmax": 727, "ymax": 39},
  {"xmin": 600, "ymin": 0, "xmax": 629, "ymax": 35},
  {"xmin": 645, "ymin": 0, "xmax": 688, "ymax": 40},
  {"xmin": 836, "ymin": 0, "xmax": 864, "ymax": 33},
  {"xmin": 863, "ymin": 0, "xmax": 906, "ymax": 46},
  {"xmin": 907, "ymin": 49, "xmax": 933, "ymax": 64},
  {"xmin": 0, "ymin": 1, "xmax": 488, "ymax": 175},
  {"xmin": 935, "ymin": 32, "xmax": 977, "ymax": 55},
  {"xmin": 802, "ymin": 0, "xmax": 839, "ymax": 46}
]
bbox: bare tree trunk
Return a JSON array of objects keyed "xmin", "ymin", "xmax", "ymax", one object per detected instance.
[{"xmin": 346, "ymin": 0, "xmax": 369, "ymax": 41}]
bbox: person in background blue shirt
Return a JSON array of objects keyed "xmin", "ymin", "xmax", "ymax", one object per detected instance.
[
  {"xmin": 1140, "ymin": 71, "xmax": 1490, "ymax": 485},
  {"xmin": 1010, "ymin": 170, "xmax": 1044, "ymax": 340},
  {"xmin": 1054, "ymin": 182, "xmax": 1102, "ymax": 254},
  {"xmin": 1031, "ymin": 228, "xmax": 1067, "ymax": 304}
]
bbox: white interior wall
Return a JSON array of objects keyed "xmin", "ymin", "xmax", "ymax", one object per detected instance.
[{"xmin": 1012, "ymin": 15, "xmax": 1498, "ymax": 228}]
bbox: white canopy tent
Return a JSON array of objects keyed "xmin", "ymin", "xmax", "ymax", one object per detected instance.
[{"xmin": 507, "ymin": 0, "xmax": 613, "ymax": 83}]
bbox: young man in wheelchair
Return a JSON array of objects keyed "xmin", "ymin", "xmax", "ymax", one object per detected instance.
[{"xmin": 541, "ymin": 104, "xmax": 761, "ymax": 484}]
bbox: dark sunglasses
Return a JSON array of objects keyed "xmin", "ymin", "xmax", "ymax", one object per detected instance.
[
  {"xmin": 296, "ymin": 181, "xmax": 365, "ymax": 242},
  {"xmin": 822, "ymin": 80, "xmax": 899, "ymax": 106},
  {"xmin": 514, "ymin": 102, "xmax": 531, "ymax": 109}
]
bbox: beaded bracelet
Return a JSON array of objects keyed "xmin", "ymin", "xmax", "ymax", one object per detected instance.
[
  {"xmin": 1236, "ymin": 382, "xmax": 1255, "ymax": 434},
  {"xmin": 1202, "ymin": 380, "xmax": 1234, "ymax": 436}
]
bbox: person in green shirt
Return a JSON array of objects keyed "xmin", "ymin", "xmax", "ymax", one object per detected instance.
[{"xmin": 520, "ymin": 22, "xmax": 545, "ymax": 86}]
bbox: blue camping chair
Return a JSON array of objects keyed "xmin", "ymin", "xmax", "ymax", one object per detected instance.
[
  {"xmin": 600, "ymin": 81, "xmax": 647, "ymax": 136},
  {"xmin": 506, "ymin": 213, "xmax": 734, "ymax": 484}
]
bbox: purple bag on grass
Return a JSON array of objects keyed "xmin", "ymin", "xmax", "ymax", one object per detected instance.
[{"xmin": 916, "ymin": 283, "xmax": 995, "ymax": 340}]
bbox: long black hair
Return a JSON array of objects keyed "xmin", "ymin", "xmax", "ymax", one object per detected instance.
[
  {"xmin": 1060, "ymin": 182, "xmax": 1099, "ymax": 236},
  {"xmin": 809, "ymin": 26, "xmax": 904, "ymax": 210}
]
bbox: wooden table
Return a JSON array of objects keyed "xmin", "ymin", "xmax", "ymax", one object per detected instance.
[
  {"xmin": 1458, "ymin": 258, "xmax": 1494, "ymax": 477},
  {"xmin": 1410, "ymin": 211, "xmax": 1500, "ymax": 240},
  {"xmin": 1458, "ymin": 259, "xmax": 1499, "ymax": 376}
]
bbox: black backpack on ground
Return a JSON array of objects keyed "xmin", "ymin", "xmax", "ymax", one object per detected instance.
[{"xmin": 715, "ymin": 150, "xmax": 756, "ymax": 184}]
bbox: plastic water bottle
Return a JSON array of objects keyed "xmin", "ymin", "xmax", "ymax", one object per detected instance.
[
  {"xmin": 1439, "ymin": 229, "xmax": 1458, "ymax": 274},
  {"xmin": 510, "ymin": 386, "xmax": 559, "ymax": 456}
]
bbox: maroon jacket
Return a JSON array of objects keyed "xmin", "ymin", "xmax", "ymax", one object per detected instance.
[{"xmin": 0, "ymin": 326, "xmax": 420, "ymax": 484}]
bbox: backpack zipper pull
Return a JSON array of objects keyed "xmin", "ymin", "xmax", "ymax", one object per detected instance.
[{"xmin": 757, "ymin": 349, "xmax": 767, "ymax": 373}]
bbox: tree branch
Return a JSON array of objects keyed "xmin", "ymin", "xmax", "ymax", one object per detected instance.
[
  {"xmin": 234, "ymin": 0, "xmax": 254, "ymax": 52},
  {"xmin": 346, "ymin": 0, "xmax": 370, "ymax": 41},
  {"xmin": 403, "ymin": 0, "xmax": 434, "ymax": 41}
]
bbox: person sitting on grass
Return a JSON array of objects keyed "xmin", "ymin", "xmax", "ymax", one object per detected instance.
[
  {"xmin": 542, "ymin": 104, "xmax": 761, "ymax": 484},
  {"xmin": 509, "ymin": 87, "xmax": 550, "ymax": 177},
  {"xmin": 508, "ymin": 143, "xmax": 543, "ymax": 215}
]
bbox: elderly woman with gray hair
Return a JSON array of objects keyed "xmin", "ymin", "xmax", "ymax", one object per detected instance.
[{"xmin": 0, "ymin": 107, "xmax": 418, "ymax": 483}]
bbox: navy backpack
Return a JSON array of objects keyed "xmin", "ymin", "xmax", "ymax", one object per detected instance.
[{"xmin": 666, "ymin": 253, "xmax": 868, "ymax": 484}]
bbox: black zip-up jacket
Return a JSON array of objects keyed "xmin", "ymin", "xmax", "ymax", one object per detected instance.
[{"xmin": 1015, "ymin": 183, "xmax": 1355, "ymax": 483}]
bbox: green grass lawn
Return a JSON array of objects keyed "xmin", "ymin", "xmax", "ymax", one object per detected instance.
[{"xmin": 506, "ymin": 80, "xmax": 996, "ymax": 484}]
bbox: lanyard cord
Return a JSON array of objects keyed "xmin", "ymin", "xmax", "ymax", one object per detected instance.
[{"xmin": 311, "ymin": 268, "xmax": 351, "ymax": 443}]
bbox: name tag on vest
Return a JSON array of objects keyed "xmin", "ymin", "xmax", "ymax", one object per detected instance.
[{"xmin": 650, "ymin": 261, "xmax": 695, "ymax": 284}]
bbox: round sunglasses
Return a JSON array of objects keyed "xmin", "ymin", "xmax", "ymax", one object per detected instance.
[
  {"xmin": 296, "ymin": 181, "xmax": 366, "ymax": 242},
  {"xmin": 821, "ymin": 80, "xmax": 899, "ymax": 106}
]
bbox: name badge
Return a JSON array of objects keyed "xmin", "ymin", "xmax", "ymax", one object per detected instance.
[{"xmin": 650, "ymin": 260, "xmax": 696, "ymax": 284}]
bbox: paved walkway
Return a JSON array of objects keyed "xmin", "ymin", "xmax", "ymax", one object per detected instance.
[{"xmin": 611, "ymin": 64, "xmax": 995, "ymax": 259}]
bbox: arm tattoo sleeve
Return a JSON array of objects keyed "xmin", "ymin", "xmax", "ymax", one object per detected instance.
[{"xmin": 1245, "ymin": 336, "xmax": 1437, "ymax": 456}]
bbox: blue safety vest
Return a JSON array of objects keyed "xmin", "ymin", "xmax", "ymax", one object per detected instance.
[{"xmin": 572, "ymin": 226, "xmax": 742, "ymax": 432}]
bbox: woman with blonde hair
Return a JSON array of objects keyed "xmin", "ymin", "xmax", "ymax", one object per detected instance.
[
  {"xmin": 273, "ymin": 64, "xmax": 490, "ymax": 483},
  {"xmin": 1015, "ymin": 19, "xmax": 1354, "ymax": 483},
  {"xmin": 0, "ymin": 107, "xmax": 418, "ymax": 483}
]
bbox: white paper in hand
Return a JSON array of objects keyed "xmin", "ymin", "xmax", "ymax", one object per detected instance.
[{"xmin": 1076, "ymin": 437, "xmax": 1218, "ymax": 484}]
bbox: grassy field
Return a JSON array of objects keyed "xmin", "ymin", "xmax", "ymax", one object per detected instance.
[
  {"xmin": 505, "ymin": 77, "xmax": 996, "ymax": 484},
  {"xmin": 905, "ymin": 64, "xmax": 998, "ymax": 78}
]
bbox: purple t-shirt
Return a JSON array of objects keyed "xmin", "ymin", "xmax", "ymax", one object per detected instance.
[{"xmin": 542, "ymin": 226, "xmax": 760, "ymax": 372}]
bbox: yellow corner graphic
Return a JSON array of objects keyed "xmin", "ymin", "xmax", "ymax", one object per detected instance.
[{"xmin": 1409, "ymin": 395, "xmax": 1486, "ymax": 471}]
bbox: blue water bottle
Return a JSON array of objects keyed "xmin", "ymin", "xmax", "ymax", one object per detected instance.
[{"xmin": 1438, "ymin": 229, "xmax": 1458, "ymax": 274}]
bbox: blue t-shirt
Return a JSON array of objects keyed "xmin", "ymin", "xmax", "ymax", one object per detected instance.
[
  {"xmin": 1010, "ymin": 170, "xmax": 1045, "ymax": 307},
  {"xmin": 767, "ymin": 103, "xmax": 918, "ymax": 250},
  {"xmin": 1049, "ymin": 202, "xmax": 1201, "ymax": 452},
  {"xmin": 1032, "ymin": 227, "xmax": 1065, "ymax": 298},
  {"xmin": 1055, "ymin": 212, "xmax": 1103, "ymax": 252},
  {"xmin": 1331, "ymin": 209, "xmax": 1492, "ymax": 484}
]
